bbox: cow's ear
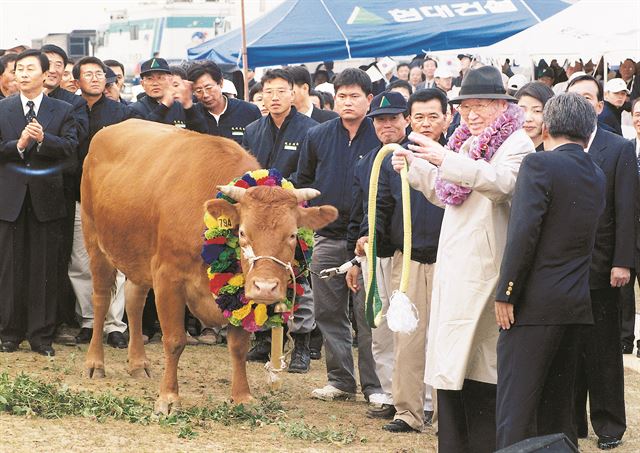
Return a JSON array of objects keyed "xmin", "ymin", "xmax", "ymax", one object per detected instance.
[
  {"xmin": 297, "ymin": 205, "xmax": 338, "ymax": 230},
  {"xmin": 205, "ymin": 199, "xmax": 240, "ymax": 227}
]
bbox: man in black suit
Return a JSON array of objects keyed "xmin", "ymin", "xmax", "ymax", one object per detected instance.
[
  {"xmin": 494, "ymin": 92, "xmax": 606, "ymax": 449},
  {"xmin": 0, "ymin": 50, "xmax": 78, "ymax": 356},
  {"xmin": 620, "ymin": 98, "xmax": 640, "ymax": 357},
  {"xmin": 568, "ymin": 74, "xmax": 637, "ymax": 450},
  {"xmin": 288, "ymin": 66, "xmax": 338, "ymax": 124}
]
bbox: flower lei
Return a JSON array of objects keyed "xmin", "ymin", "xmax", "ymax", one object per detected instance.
[
  {"xmin": 435, "ymin": 102, "xmax": 524, "ymax": 205},
  {"xmin": 201, "ymin": 168, "xmax": 314, "ymax": 333}
]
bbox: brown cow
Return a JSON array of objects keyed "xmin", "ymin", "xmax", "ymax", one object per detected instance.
[{"xmin": 81, "ymin": 119, "xmax": 337, "ymax": 413}]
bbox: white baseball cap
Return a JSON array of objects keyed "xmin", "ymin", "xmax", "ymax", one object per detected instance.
[
  {"xmin": 507, "ymin": 74, "xmax": 528, "ymax": 92},
  {"xmin": 222, "ymin": 79, "xmax": 237, "ymax": 96},
  {"xmin": 605, "ymin": 78, "xmax": 630, "ymax": 94},
  {"xmin": 434, "ymin": 66, "xmax": 453, "ymax": 79},
  {"xmin": 568, "ymin": 71, "xmax": 587, "ymax": 83}
]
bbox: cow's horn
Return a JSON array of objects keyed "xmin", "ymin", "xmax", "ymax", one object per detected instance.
[
  {"xmin": 293, "ymin": 188, "xmax": 321, "ymax": 202},
  {"xmin": 217, "ymin": 185, "xmax": 247, "ymax": 201}
]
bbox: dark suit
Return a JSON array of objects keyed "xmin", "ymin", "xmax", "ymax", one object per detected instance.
[
  {"xmin": 598, "ymin": 101, "xmax": 623, "ymax": 136},
  {"xmin": 620, "ymin": 138, "xmax": 639, "ymax": 351},
  {"xmin": 0, "ymin": 93, "xmax": 78, "ymax": 346},
  {"xmin": 309, "ymin": 105, "xmax": 338, "ymax": 124},
  {"xmin": 575, "ymin": 128, "xmax": 637, "ymax": 442},
  {"xmin": 495, "ymin": 144, "xmax": 606, "ymax": 449}
]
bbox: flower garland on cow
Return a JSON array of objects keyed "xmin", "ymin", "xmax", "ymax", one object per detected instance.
[{"xmin": 201, "ymin": 169, "xmax": 313, "ymax": 333}]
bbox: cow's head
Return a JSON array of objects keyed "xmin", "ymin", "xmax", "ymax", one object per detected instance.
[{"xmin": 205, "ymin": 185, "xmax": 338, "ymax": 303}]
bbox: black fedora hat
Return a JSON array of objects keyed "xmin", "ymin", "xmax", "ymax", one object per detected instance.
[{"xmin": 449, "ymin": 66, "xmax": 517, "ymax": 104}]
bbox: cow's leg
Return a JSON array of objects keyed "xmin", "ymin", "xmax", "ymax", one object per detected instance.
[
  {"xmin": 83, "ymin": 216, "xmax": 115, "ymax": 379},
  {"xmin": 226, "ymin": 324, "xmax": 252, "ymax": 403},
  {"xmin": 125, "ymin": 280, "xmax": 151, "ymax": 378},
  {"xmin": 153, "ymin": 274, "xmax": 186, "ymax": 415}
]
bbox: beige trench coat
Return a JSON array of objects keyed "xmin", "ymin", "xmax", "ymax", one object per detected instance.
[{"xmin": 407, "ymin": 129, "xmax": 534, "ymax": 390}]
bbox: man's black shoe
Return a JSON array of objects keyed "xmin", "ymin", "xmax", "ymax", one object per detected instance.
[
  {"xmin": 367, "ymin": 403, "xmax": 396, "ymax": 419},
  {"xmin": 622, "ymin": 343, "xmax": 633, "ymax": 354},
  {"xmin": 597, "ymin": 437, "xmax": 622, "ymax": 450},
  {"xmin": 382, "ymin": 418, "xmax": 419, "ymax": 433},
  {"xmin": 288, "ymin": 332, "xmax": 310, "ymax": 373},
  {"xmin": 0, "ymin": 341, "xmax": 19, "ymax": 353},
  {"xmin": 424, "ymin": 410, "xmax": 434, "ymax": 426},
  {"xmin": 309, "ymin": 325, "xmax": 323, "ymax": 360},
  {"xmin": 107, "ymin": 331, "xmax": 127, "ymax": 349},
  {"xmin": 75, "ymin": 328, "xmax": 93, "ymax": 344},
  {"xmin": 32, "ymin": 344, "xmax": 55, "ymax": 357},
  {"xmin": 247, "ymin": 330, "xmax": 271, "ymax": 362}
]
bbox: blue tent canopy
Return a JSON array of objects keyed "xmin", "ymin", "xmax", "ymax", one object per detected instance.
[{"xmin": 188, "ymin": 0, "xmax": 572, "ymax": 67}]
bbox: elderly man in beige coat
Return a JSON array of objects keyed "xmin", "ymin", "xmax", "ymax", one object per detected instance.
[{"xmin": 392, "ymin": 66, "xmax": 534, "ymax": 453}]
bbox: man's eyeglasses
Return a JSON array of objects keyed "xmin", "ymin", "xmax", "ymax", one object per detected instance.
[
  {"xmin": 81, "ymin": 72, "xmax": 106, "ymax": 81},
  {"xmin": 262, "ymin": 88, "xmax": 290, "ymax": 98},
  {"xmin": 458, "ymin": 100, "xmax": 495, "ymax": 116},
  {"xmin": 193, "ymin": 85, "xmax": 217, "ymax": 96}
]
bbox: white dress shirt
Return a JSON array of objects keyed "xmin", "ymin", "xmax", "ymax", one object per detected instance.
[
  {"xmin": 17, "ymin": 91, "xmax": 45, "ymax": 158},
  {"xmin": 584, "ymin": 128, "xmax": 597, "ymax": 153}
]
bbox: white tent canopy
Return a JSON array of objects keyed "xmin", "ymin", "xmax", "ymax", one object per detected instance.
[{"xmin": 432, "ymin": 0, "xmax": 640, "ymax": 65}]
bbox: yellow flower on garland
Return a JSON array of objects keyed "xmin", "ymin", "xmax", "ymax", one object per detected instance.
[
  {"xmin": 254, "ymin": 303, "xmax": 268, "ymax": 326},
  {"xmin": 204, "ymin": 211, "xmax": 217, "ymax": 229},
  {"xmin": 251, "ymin": 169, "xmax": 269, "ymax": 179},
  {"xmin": 281, "ymin": 180, "xmax": 294, "ymax": 190},
  {"xmin": 232, "ymin": 300, "xmax": 253, "ymax": 320},
  {"xmin": 228, "ymin": 274, "xmax": 244, "ymax": 287},
  {"xmin": 207, "ymin": 267, "xmax": 215, "ymax": 279}
]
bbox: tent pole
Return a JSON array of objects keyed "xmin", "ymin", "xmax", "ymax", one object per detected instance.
[{"xmin": 241, "ymin": 0, "xmax": 249, "ymax": 101}]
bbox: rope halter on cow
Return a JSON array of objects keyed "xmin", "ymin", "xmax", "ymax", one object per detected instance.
[{"xmin": 365, "ymin": 143, "xmax": 419, "ymax": 334}]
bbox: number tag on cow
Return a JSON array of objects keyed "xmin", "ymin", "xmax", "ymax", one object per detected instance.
[{"xmin": 217, "ymin": 215, "xmax": 234, "ymax": 229}]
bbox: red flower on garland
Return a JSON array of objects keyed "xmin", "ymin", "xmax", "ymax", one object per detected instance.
[{"xmin": 209, "ymin": 272, "xmax": 234, "ymax": 294}]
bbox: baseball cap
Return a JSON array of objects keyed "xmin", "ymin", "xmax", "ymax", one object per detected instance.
[
  {"xmin": 605, "ymin": 78, "xmax": 630, "ymax": 94},
  {"xmin": 568, "ymin": 71, "xmax": 587, "ymax": 83},
  {"xmin": 367, "ymin": 91, "xmax": 407, "ymax": 117},
  {"xmin": 434, "ymin": 66, "xmax": 454, "ymax": 79},
  {"xmin": 538, "ymin": 67, "xmax": 555, "ymax": 80},
  {"xmin": 140, "ymin": 57, "xmax": 171, "ymax": 76},
  {"xmin": 222, "ymin": 79, "xmax": 237, "ymax": 96},
  {"xmin": 507, "ymin": 74, "xmax": 528, "ymax": 92},
  {"xmin": 105, "ymin": 66, "xmax": 117, "ymax": 85}
]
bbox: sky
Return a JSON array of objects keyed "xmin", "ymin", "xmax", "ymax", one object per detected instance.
[
  {"xmin": 0, "ymin": 0, "xmax": 113, "ymax": 48},
  {"xmin": 0, "ymin": 0, "xmax": 275, "ymax": 49}
]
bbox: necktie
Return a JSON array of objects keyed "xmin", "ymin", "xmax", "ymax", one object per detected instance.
[
  {"xmin": 25, "ymin": 100, "xmax": 36, "ymax": 123},
  {"xmin": 636, "ymin": 152, "xmax": 640, "ymax": 175}
]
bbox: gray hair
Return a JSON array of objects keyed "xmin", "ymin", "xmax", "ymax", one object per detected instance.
[{"xmin": 543, "ymin": 92, "xmax": 596, "ymax": 144}]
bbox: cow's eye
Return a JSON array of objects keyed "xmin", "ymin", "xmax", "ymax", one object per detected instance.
[
  {"xmin": 289, "ymin": 233, "xmax": 297, "ymax": 240},
  {"xmin": 239, "ymin": 229, "xmax": 246, "ymax": 238}
]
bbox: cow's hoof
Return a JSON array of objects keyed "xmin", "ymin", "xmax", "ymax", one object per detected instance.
[
  {"xmin": 129, "ymin": 367, "xmax": 151, "ymax": 379},
  {"xmin": 86, "ymin": 367, "xmax": 105, "ymax": 379},
  {"xmin": 154, "ymin": 395, "xmax": 181, "ymax": 415}
]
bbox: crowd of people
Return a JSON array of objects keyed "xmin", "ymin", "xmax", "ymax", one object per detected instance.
[{"xmin": 1, "ymin": 45, "xmax": 640, "ymax": 452}]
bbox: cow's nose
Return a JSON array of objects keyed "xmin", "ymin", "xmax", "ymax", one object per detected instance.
[{"xmin": 252, "ymin": 278, "xmax": 279, "ymax": 296}]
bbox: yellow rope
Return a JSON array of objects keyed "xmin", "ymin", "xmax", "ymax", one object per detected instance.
[{"xmin": 365, "ymin": 143, "xmax": 411, "ymax": 327}]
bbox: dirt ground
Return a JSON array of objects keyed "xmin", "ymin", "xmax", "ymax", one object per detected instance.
[{"xmin": 0, "ymin": 336, "xmax": 638, "ymax": 453}]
